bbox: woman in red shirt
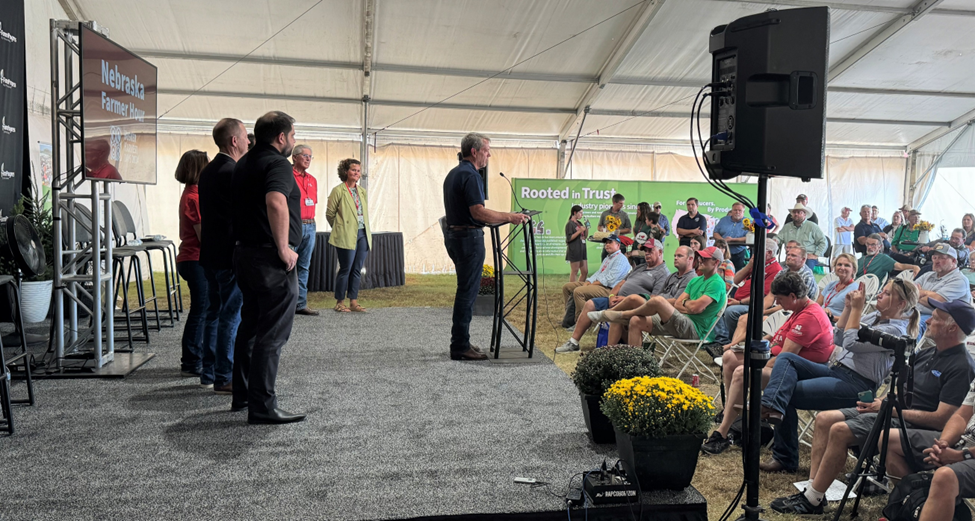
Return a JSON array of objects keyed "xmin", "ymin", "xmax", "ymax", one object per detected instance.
[
  {"xmin": 174, "ymin": 150, "xmax": 212, "ymax": 382},
  {"xmin": 704, "ymin": 270, "xmax": 834, "ymax": 454}
]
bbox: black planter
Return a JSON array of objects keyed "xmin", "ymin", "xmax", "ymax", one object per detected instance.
[
  {"xmin": 614, "ymin": 427, "xmax": 704, "ymax": 490},
  {"xmin": 473, "ymin": 294, "xmax": 494, "ymax": 316},
  {"xmin": 581, "ymin": 394, "xmax": 615, "ymax": 444}
]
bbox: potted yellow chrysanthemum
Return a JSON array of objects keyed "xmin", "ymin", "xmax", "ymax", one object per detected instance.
[{"xmin": 601, "ymin": 376, "xmax": 713, "ymax": 490}]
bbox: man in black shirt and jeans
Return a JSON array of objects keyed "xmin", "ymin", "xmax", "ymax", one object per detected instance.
[
  {"xmin": 231, "ymin": 111, "xmax": 305, "ymax": 424},
  {"xmin": 443, "ymin": 133, "xmax": 528, "ymax": 361}
]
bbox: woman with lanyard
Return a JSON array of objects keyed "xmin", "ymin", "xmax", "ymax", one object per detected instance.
[
  {"xmin": 817, "ymin": 253, "xmax": 857, "ymax": 321},
  {"xmin": 326, "ymin": 158, "xmax": 372, "ymax": 313},
  {"xmin": 962, "ymin": 213, "xmax": 975, "ymax": 248}
]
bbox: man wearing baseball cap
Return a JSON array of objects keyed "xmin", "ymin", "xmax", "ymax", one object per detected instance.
[
  {"xmin": 560, "ymin": 233, "xmax": 631, "ymax": 329},
  {"xmin": 834, "ymin": 206, "xmax": 855, "ymax": 257},
  {"xmin": 589, "ymin": 246, "xmax": 727, "ymax": 345},
  {"xmin": 652, "ymin": 202, "xmax": 671, "ymax": 244},
  {"xmin": 772, "ymin": 297, "xmax": 975, "ymax": 515},
  {"xmin": 915, "ymin": 243, "xmax": 973, "ymax": 338}
]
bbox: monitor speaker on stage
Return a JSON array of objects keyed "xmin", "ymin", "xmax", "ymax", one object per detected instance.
[
  {"xmin": 705, "ymin": 7, "xmax": 829, "ymax": 181},
  {"xmin": 80, "ymin": 24, "xmax": 157, "ymax": 184}
]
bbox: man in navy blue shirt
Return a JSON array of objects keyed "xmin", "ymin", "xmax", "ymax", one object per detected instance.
[
  {"xmin": 676, "ymin": 198, "xmax": 708, "ymax": 247},
  {"xmin": 854, "ymin": 204, "xmax": 889, "ymax": 255},
  {"xmin": 443, "ymin": 133, "xmax": 528, "ymax": 361}
]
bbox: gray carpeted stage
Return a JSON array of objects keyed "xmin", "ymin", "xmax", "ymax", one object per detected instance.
[{"xmin": 1, "ymin": 308, "xmax": 617, "ymax": 520}]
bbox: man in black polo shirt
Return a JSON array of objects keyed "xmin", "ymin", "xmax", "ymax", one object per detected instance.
[
  {"xmin": 443, "ymin": 133, "xmax": 528, "ymax": 361},
  {"xmin": 198, "ymin": 118, "xmax": 248, "ymax": 395},
  {"xmin": 772, "ymin": 300, "xmax": 975, "ymax": 515},
  {"xmin": 230, "ymin": 111, "xmax": 305, "ymax": 424},
  {"xmin": 676, "ymin": 197, "xmax": 707, "ymax": 247}
]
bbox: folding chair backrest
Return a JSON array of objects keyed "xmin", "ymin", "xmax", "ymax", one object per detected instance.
[
  {"xmin": 764, "ymin": 309, "xmax": 790, "ymax": 337},
  {"xmin": 817, "ymin": 272, "xmax": 838, "ymax": 295},
  {"xmin": 896, "ymin": 269, "xmax": 915, "ymax": 282},
  {"xmin": 856, "ymin": 274, "xmax": 880, "ymax": 301}
]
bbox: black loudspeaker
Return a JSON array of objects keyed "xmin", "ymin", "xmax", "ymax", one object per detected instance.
[{"xmin": 705, "ymin": 7, "xmax": 829, "ymax": 180}]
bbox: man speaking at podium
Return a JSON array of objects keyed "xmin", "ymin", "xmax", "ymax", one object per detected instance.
[{"xmin": 443, "ymin": 133, "xmax": 528, "ymax": 361}]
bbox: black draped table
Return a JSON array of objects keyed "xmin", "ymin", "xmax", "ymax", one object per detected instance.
[{"xmin": 308, "ymin": 231, "xmax": 406, "ymax": 293}]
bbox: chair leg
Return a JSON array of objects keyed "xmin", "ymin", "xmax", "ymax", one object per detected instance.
[
  {"xmin": 133, "ymin": 258, "xmax": 150, "ymax": 344},
  {"xmin": 8, "ymin": 282, "xmax": 34, "ymax": 406},
  {"xmin": 143, "ymin": 251, "xmax": 162, "ymax": 330}
]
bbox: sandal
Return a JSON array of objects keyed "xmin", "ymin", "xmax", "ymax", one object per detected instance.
[
  {"xmin": 334, "ymin": 303, "xmax": 351, "ymax": 313},
  {"xmin": 350, "ymin": 304, "xmax": 367, "ymax": 313}
]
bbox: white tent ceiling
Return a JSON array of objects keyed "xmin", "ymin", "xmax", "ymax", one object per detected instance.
[{"xmin": 57, "ymin": 0, "xmax": 975, "ymax": 150}]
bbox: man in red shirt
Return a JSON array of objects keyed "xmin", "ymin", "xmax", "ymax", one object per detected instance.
[
  {"xmin": 711, "ymin": 238, "xmax": 783, "ymax": 346},
  {"xmin": 292, "ymin": 145, "xmax": 319, "ymax": 316}
]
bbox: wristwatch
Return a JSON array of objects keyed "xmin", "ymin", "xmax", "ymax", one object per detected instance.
[{"xmin": 963, "ymin": 448, "xmax": 973, "ymax": 461}]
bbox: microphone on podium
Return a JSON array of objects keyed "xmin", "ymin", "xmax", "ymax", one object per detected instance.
[{"xmin": 499, "ymin": 172, "xmax": 528, "ymax": 213}]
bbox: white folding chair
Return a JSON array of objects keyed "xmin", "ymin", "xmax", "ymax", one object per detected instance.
[
  {"xmin": 896, "ymin": 269, "xmax": 915, "ymax": 282},
  {"xmin": 655, "ymin": 296, "xmax": 728, "ymax": 384},
  {"xmin": 817, "ymin": 271, "xmax": 838, "ymax": 296},
  {"xmin": 763, "ymin": 309, "xmax": 791, "ymax": 337},
  {"xmin": 856, "ymin": 273, "xmax": 881, "ymax": 301}
]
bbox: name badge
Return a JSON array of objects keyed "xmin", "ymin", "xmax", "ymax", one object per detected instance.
[{"xmin": 305, "ymin": 198, "xmax": 314, "ymax": 206}]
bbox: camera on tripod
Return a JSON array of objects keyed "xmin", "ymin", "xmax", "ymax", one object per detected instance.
[{"xmin": 857, "ymin": 325, "xmax": 914, "ymax": 353}]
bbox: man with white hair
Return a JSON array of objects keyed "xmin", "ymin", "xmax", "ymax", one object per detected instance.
[
  {"xmin": 871, "ymin": 205, "xmax": 889, "ymax": 230},
  {"xmin": 854, "ymin": 204, "xmax": 889, "ymax": 255},
  {"xmin": 292, "ymin": 144, "xmax": 320, "ymax": 316},
  {"xmin": 915, "ymin": 243, "xmax": 973, "ymax": 338},
  {"xmin": 777, "ymin": 203, "xmax": 827, "ymax": 271}
]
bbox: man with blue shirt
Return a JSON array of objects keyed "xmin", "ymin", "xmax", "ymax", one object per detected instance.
[
  {"xmin": 442, "ymin": 133, "xmax": 528, "ymax": 361},
  {"xmin": 871, "ymin": 205, "xmax": 889, "ymax": 230},
  {"xmin": 834, "ymin": 206, "xmax": 855, "ymax": 257},
  {"xmin": 561, "ymin": 234, "xmax": 631, "ymax": 328},
  {"xmin": 713, "ymin": 202, "xmax": 749, "ymax": 271},
  {"xmin": 854, "ymin": 204, "xmax": 889, "ymax": 255},
  {"xmin": 653, "ymin": 201, "xmax": 671, "ymax": 243},
  {"xmin": 676, "ymin": 198, "xmax": 708, "ymax": 247}
]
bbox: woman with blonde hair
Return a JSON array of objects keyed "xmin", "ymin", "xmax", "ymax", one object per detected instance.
[
  {"xmin": 326, "ymin": 158, "xmax": 372, "ymax": 312},
  {"xmin": 754, "ymin": 277, "xmax": 921, "ymax": 472},
  {"xmin": 883, "ymin": 210, "xmax": 903, "ymax": 237},
  {"xmin": 817, "ymin": 253, "xmax": 857, "ymax": 319},
  {"xmin": 175, "ymin": 150, "xmax": 213, "ymax": 383}
]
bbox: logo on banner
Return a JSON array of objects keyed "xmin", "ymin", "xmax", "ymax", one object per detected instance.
[
  {"xmin": 0, "ymin": 70, "xmax": 15, "ymax": 89},
  {"xmin": 109, "ymin": 125, "xmax": 123, "ymax": 162},
  {"xmin": 1, "ymin": 117, "xmax": 15, "ymax": 134},
  {"xmin": 0, "ymin": 23, "xmax": 16, "ymax": 44},
  {"xmin": 0, "ymin": 163, "xmax": 14, "ymax": 180}
]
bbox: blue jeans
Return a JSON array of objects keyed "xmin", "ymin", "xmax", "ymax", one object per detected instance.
[
  {"xmin": 202, "ymin": 268, "xmax": 242, "ymax": 386},
  {"xmin": 762, "ymin": 352, "xmax": 874, "ymax": 470},
  {"xmin": 335, "ymin": 228, "xmax": 370, "ymax": 301},
  {"xmin": 731, "ymin": 249, "xmax": 748, "ymax": 272},
  {"xmin": 295, "ymin": 222, "xmax": 316, "ymax": 309},
  {"xmin": 805, "ymin": 258, "xmax": 818, "ymax": 271},
  {"xmin": 714, "ymin": 304, "xmax": 749, "ymax": 345},
  {"xmin": 177, "ymin": 261, "xmax": 216, "ymax": 374},
  {"xmin": 444, "ymin": 228, "xmax": 485, "ymax": 352}
]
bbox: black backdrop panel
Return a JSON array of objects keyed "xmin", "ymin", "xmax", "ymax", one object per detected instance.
[
  {"xmin": 308, "ymin": 232, "xmax": 405, "ymax": 293},
  {"xmin": 0, "ymin": 0, "xmax": 25, "ymax": 214}
]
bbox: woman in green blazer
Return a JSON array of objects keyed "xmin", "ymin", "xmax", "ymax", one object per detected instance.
[{"xmin": 326, "ymin": 159, "xmax": 372, "ymax": 312}]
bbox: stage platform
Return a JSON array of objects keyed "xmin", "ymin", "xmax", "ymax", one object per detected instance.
[{"xmin": 0, "ymin": 307, "xmax": 707, "ymax": 520}]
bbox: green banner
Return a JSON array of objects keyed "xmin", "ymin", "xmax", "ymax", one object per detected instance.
[{"xmin": 509, "ymin": 179, "xmax": 758, "ymax": 274}]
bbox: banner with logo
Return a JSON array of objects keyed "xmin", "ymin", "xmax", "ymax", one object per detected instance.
[
  {"xmin": 508, "ymin": 179, "xmax": 757, "ymax": 274},
  {"xmin": 0, "ymin": 0, "xmax": 24, "ymax": 215}
]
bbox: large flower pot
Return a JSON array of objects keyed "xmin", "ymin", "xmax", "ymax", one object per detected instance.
[
  {"xmin": 473, "ymin": 294, "xmax": 494, "ymax": 316},
  {"xmin": 580, "ymin": 393, "xmax": 615, "ymax": 444},
  {"xmin": 614, "ymin": 427, "xmax": 704, "ymax": 490},
  {"xmin": 20, "ymin": 280, "xmax": 53, "ymax": 323}
]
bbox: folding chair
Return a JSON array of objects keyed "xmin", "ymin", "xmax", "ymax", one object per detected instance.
[
  {"xmin": 856, "ymin": 273, "xmax": 880, "ymax": 301},
  {"xmin": 655, "ymin": 297, "xmax": 728, "ymax": 384},
  {"xmin": 0, "ymin": 276, "xmax": 36, "ymax": 435},
  {"xmin": 817, "ymin": 272, "xmax": 838, "ymax": 296}
]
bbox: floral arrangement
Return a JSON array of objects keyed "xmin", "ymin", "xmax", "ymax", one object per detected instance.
[
  {"xmin": 478, "ymin": 264, "xmax": 495, "ymax": 295},
  {"xmin": 570, "ymin": 345, "xmax": 661, "ymax": 397},
  {"xmin": 600, "ymin": 376, "xmax": 714, "ymax": 438},
  {"xmin": 914, "ymin": 220, "xmax": 934, "ymax": 232},
  {"xmin": 742, "ymin": 218, "xmax": 756, "ymax": 233},
  {"xmin": 605, "ymin": 215, "xmax": 622, "ymax": 233}
]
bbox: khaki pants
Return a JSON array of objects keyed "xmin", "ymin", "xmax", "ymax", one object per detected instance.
[{"xmin": 561, "ymin": 282, "xmax": 612, "ymax": 322}]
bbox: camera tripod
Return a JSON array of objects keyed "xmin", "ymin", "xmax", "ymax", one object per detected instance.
[{"xmin": 832, "ymin": 357, "xmax": 915, "ymax": 520}]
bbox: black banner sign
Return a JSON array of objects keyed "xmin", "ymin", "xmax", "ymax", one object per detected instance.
[{"xmin": 0, "ymin": 0, "xmax": 25, "ymax": 214}]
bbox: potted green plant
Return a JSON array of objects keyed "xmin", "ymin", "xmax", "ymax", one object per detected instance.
[
  {"xmin": 0, "ymin": 193, "xmax": 55, "ymax": 323},
  {"xmin": 570, "ymin": 345, "xmax": 661, "ymax": 444},
  {"xmin": 601, "ymin": 376, "xmax": 713, "ymax": 490},
  {"xmin": 473, "ymin": 263, "xmax": 495, "ymax": 316}
]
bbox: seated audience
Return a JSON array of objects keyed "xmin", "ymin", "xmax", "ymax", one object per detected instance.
[
  {"xmin": 884, "ymin": 209, "xmax": 903, "ymax": 238},
  {"xmin": 702, "ymin": 271, "xmax": 834, "ymax": 455},
  {"xmin": 917, "ymin": 228, "xmax": 971, "ymax": 277},
  {"xmin": 712, "ymin": 239, "xmax": 736, "ymax": 291},
  {"xmin": 854, "ymin": 204, "xmax": 889, "ymax": 255},
  {"xmin": 689, "ymin": 234, "xmax": 705, "ymax": 252},
  {"xmin": 711, "ymin": 239, "xmax": 782, "ymax": 346},
  {"xmin": 560, "ymin": 234, "xmax": 630, "ymax": 328},
  {"xmin": 720, "ymin": 245, "xmax": 819, "ymax": 350},
  {"xmin": 777, "ymin": 204, "xmax": 827, "ymax": 271},
  {"xmin": 857, "ymin": 233, "xmax": 919, "ymax": 281},
  {"xmin": 817, "ymin": 253, "xmax": 858, "ymax": 320},
  {"xmin": 891, "ymin": 209, "xmax": 928, "ymax": 265},
  {"xmin": 916, "ymin": 243, "xmax": 973, "ymax": 338},
  {"xmin": 962, "ymin": 212, "xmax": 975, "ymax": 247},
  {"xmin": 771, "ymin": 299, "xmax": 975, "ymax": 515},
  {"xmin": 556, "ymin": 238, "xmax": 670, "ymax": 353},
  {"xmin": 760, "ymin": 278, "xmax": 919, "ymax": 473},
  {"xmin": 588, "ymin": 247, "xmax": 727, "ymax": 346}
]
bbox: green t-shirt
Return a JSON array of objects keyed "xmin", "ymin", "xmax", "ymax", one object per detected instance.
[
  {"xmin": 857, "ymin": 253, "xmax": 895, "ymax": 280},
  {"xmin": 684, "ymin": 273, "xmax": 727, "ymax": 341}
]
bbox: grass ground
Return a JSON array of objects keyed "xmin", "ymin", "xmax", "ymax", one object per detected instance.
[{"xmin": 134, "ymin": 272, "xmax": 887, "ymax": 519}]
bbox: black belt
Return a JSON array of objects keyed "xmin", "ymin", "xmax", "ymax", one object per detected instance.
[
  {"xmin": 236, "ymin": 242, "xmax": 297, "ymax": 252},
  {"xmin": 448, "ymin": 225, "xmax": 481, "ymax": 230},
  {"xmin": 302, "ymin": 219, "xmax": 316, "ymax": 224}
]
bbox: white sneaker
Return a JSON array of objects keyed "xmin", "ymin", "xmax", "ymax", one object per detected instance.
[
  {"xmin": 589, "ymin": 310, "xmax": 626, "ymax": 324},
  {"xmin": 556, "ymin": 340, "xmax": 580, "ymax": 353},
  {"xmin": 587, "ymin": 310, "xmax": 606, "ymax": 323}
]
